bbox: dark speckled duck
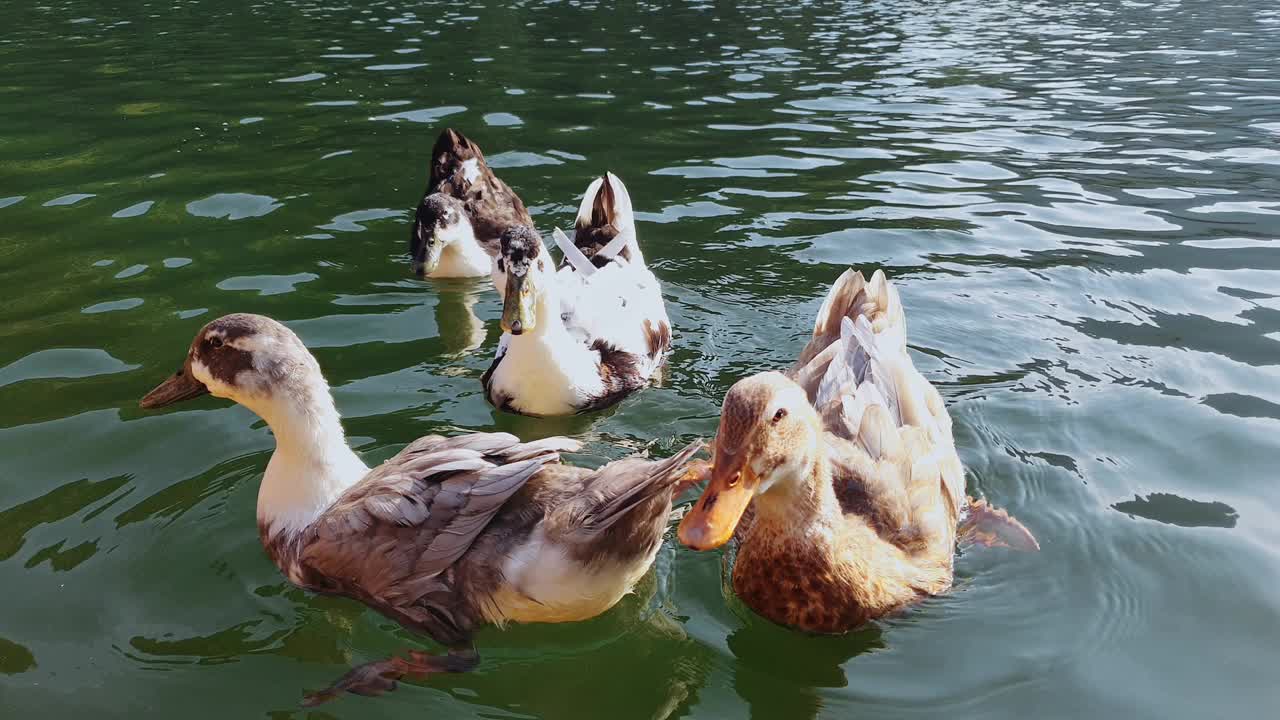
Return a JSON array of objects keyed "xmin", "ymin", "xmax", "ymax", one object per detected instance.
[
  {"xmin": 409, "ymin": 128, "xmax": 532, "ymax": 278},
  {"xmin": 139, "ymin": 313, "xmax": 700, "ymax": 704}
]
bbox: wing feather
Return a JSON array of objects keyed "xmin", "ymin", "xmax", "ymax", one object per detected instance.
[{"xmin": 297, "ymin": 434, "xmax": 568, "ymax": 628}]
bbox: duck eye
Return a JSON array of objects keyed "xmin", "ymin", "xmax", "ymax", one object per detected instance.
[
  {"xmin": 772, "ymin": 408, "xmax": 787, "ymax": 423},
  {"xmin": 207, "ymin": 337, "xmax": 222, "ymax": 350},
  {"xmin": 727, "ymin": 472, "xmax": 740, "ymax": 488}
]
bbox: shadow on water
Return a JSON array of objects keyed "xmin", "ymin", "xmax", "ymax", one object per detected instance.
[
  {"xmin": 0, "ymin": 474, "xmax": 130, "ymax": 561},
  {"xmin": 0, "ymin": 636, "xmax": 37, "ymax": 675},
  {"xmin": 1113, "ymin": 493, "xmax": 1239, "ymax": 529},
  {"xmin": 728, "ymin": 619, "xmax": 884, "ymax": 720},
  {"xmin": 124, "ymin": 571, "xmax": 722, "ymax": 720}
]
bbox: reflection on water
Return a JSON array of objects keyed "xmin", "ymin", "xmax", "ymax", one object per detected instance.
[
  {"xmin": 1113, "ymin": 493, "xmax": 1239, "ymax": 528},
  {"xmin": 729, "ymin": 622, "xmax": 884, "ymax": 720},
  {"xmin": 2, "ymin": 0, "xmax": 1280, "ymax": 717},
  {"xmin": 0, "ymin": 636, "xmax": 37, "ymax": 675}
]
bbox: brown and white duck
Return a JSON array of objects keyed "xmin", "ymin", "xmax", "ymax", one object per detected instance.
[
  {"xmin": 139, "ymin": 313, "xmax": 700, "ymax": 704},
  {"xmin": 481, "ymin": 174, "xmax": 672, "ymax": 416},
  {"xmin": 678, "ymin": 269, "xmax": 1037, "ymax": 633},
  {"xmin": 409, "ymin": 128, "xmax": 532, "ymax": 278}
]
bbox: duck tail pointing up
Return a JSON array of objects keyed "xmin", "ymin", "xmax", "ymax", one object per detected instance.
[
  {"xmin": 812, "ymin": 269, "xmax": 905, "ymax": 342},
  {"xmin": 572, "ymin": 172, "xmax": 642, "ymax": 266},
  {"xmin": 429, "ymin": 128, "xmax": 484, "ymax": 188}
]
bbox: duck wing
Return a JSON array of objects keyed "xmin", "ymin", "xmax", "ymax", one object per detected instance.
[
  {"xmin": 541, "ymin": 441, "xmax": 702, "ymax": 566},
  {"xmin": 429, "ymin": 128, "xmax": 532, "ymax": 247},
  {"xmin": 795, "ymin": 270, "xmax": 965, "ymax": 552},
  {"xmin": 296, "ymin": 433, "xmax": 577, "ymax": 642},
  {"xmin": 788, "ymin": 268, "xmax": 907, "ymax": 401}
]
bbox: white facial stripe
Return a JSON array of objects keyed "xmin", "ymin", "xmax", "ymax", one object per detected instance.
[
  {"xmin": 461, "ymin": 158, "xmax": 481, "ymax": 183},
  {"xmin": 226, "ymin": 334, "xmax": 271, "ymax": 354},
  {"xmin": 189, "ymin": 357, "xmax": 235, "ymax": 399}
]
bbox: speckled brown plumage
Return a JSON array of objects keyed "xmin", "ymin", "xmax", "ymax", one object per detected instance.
[
  {"xmin": 687, "ymin": 269, "xmax": 1035, "ymax": 634},
  {"xmin": 415, "ymin": 128, "xmax": 532, "ymax": 253},
  {"xmin": 642, "ymin": 318, "xmax": 672, "ymax": 361}
]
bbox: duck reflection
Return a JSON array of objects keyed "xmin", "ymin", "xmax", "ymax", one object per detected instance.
[
  {"xmin": 0, "ymin": 635, "xmax": 36, "ymax": 675},
  {"xmin": 128, "ymin": 558, "xmax": 716, "ymax": 719},
  {"xmin": 727, "ymin": 618, "xmax": 883, "ymax": 720},
  {"xmin": 430, "ymin": 279, "xmax": 492, "ymax": 359}
]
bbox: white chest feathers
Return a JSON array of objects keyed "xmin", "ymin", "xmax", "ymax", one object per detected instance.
[
  {"xmin": 487, "ymin": 329, "xmax": 605, "ymax": 415},
  {"xmin": 429, "ymin": 223, "xmax": 492, "ymax": 279},
  {"xmin": 484, "ymin": 526, "xmax": 658, "ymax": 625}
]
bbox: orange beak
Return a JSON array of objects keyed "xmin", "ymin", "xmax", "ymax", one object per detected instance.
[{"xmin": 678, "ymin": 454, "xmax": 757, "ymax": 551}]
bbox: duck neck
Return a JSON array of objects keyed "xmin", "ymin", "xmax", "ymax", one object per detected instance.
[
  {"xmin": 246, "ymin": 372, "xmax": 369, "ymax": 541},
  {"xmin": 497, "ymin": 278, "xmax": 604, "ymax": 412},
  {"xmin": 752, "ymin": 449, "xmax": 841, "ymax": 539},
  {"xmin": 434, "ymin": 219, "xmax": 492, "ymax": 277}
]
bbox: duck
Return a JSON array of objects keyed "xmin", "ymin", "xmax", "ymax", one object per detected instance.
[
  {"xmin": 409, "ymin": 128, "xmax": 532, "ymax": 278},
  {"xmin": 138, "ymin": 313, "xmax": 701, "ymax": 704},
  {"xmin": 677, "ymin": 269, "xmax": 1037, "ymax": 633},
  {"xmin": 480, "ymin": 173, "xmax": 672, "ymax": 416}
]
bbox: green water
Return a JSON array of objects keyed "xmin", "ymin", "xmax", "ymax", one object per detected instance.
[{"xmin": 3, "ymin": 0, "xmax": 1280, "ymax": 717}]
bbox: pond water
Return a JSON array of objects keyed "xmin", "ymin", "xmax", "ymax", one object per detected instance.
[{"xmin": 2, "ymin": 1, "xmax": 1278, "ymax": 718}]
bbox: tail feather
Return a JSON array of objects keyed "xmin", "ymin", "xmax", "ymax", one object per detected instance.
[
  {"xmin": 575, "ymin": 440, "xmax": 703, "ymax": 534},
  {"xmin": 572, "ymin": 172, "xmax": 642, "ymax": 267},
  {"xmin": 429, "ymin": 128, "xmax": 484, "ymax": 189},
  {"xmin": 792, "ymin": 268, "xmax": 907, "ymax": 398}
]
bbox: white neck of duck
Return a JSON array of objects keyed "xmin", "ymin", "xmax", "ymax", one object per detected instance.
[
  {"xmin": 240, "ymin": 374, "xmax": 369, "ymax": 540},
  {"xmin": 499, "ymin": 274, "xmax": 605, "ymax": 413},
  {"xmin": 430, "ymin": 218, "xmax": 492, "ymax": 278}
]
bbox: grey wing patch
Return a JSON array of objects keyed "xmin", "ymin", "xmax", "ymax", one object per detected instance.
[
  {"xmin": 547, "ymin": 441, "xmax": 701, "ymax": 566},
  {"xmin": 294, "ymin": 434, "xmax": 563, "ymax": 642}
]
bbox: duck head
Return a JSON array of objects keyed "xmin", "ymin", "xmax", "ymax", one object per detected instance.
[
  {"xmin": 678, "ymin": 372, "xmax": 822, "ymax": 550},
  {"xmin": 498, "ymin": 225, "xmax": 553, "ymax": 336},
  {"xmin": 410, "ymin": 193, "xmax": 474, "ymax": 276},
  {"xmin": 140, "ymin": 314, "xmax": 320, "ymax": 417}
]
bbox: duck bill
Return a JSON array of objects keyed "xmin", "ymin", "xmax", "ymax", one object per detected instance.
[
  {"xmin": 500, "ymin": 271, "xmax": 536, "ymax": 335},
  {"xmin": 678, "ymin": 459, "xmax": 757, "ymax": 551},
  {"xmin": 139, "ymin": 368, "xmax": 209, "ymax": 409}
]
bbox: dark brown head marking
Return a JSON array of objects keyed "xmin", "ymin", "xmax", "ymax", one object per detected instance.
[
  {"xmin": 499, "ymin": 225, "xmax": 543, "ymax": 276},
  {"xmin": 410, "ymin": 193, "xmax": 465, "ymax": 257},
  {"xmin": 190, "ymin": 313, "xmax": 302, "ymax": 389}
]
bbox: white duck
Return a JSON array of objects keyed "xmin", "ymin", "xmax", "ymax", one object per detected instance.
[{"xmin": 482, "ymin": 174, "xmax": 672, "ymax": 416}]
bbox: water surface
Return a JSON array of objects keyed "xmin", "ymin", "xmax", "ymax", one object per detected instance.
[{"xmin": 2, "ymin": 1, "xmax": 1279, "ymax": 718}]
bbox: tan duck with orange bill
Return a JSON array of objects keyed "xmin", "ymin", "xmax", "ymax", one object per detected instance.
[{"xmin": 678, "ymin": 269, "xmax": 1037, "ymax": 633}]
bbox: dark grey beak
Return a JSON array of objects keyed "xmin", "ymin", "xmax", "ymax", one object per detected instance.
[{"xmin": 140, "ymin": 368, "xmax": 209, "ymax": 409}]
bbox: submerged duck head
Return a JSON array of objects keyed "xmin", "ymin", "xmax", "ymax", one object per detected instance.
[
  {"xmin": 410, "ymin": 193, "xmax": 474, "ymax": 276},
  {"xmin": 498, "ymin": 225, "xmax": 553, "ymax": 336},
  {"xmin": 139, "ymin": 314, "xmax": 319, "ymax": 414},
  {"xmin": 678, "ymin": 371, "xmax": 822, "ymax": 550}
]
